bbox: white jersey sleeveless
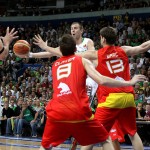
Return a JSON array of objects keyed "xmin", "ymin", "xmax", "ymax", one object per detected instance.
[
  {"xmin": 76, "ymin": 38, "xmax": 89, "ymax": 53},
  {"xmin": 76, "ymin": 38, "xmax": 98, "ymax": 99}
]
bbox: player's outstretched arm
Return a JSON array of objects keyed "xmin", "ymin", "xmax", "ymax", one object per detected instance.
[
  {"xmin": 82, "ymin": 58, "xmax": 146, "ymax": 87},
  {"xmin": 15, "ymin": 51, "xmax": 54, "ymax": 59},
  {"xmin": 0, "ymin": 27, "xmax": 18, "ymax": 60},
  {"xmin": 15, "ymin": 37, "xmax": 56, "ymax": 59},
  {"xmin": 122, "ymin": 40, "xmax": 150, "ymax": 56},
  {"xmin": 33, "ymin": 34, "xmax": 62, "ymax": 57}
]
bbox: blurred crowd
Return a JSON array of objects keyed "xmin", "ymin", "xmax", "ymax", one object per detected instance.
[
  {"xmin": 1, "ymin": 0, "xmax": 150, "ymax": 17},
  {"xmin": 0, "ymin": 12, "xmax": 150, "ymax": 140}
]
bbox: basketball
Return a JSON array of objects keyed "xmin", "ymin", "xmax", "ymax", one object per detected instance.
[{"xmin": 13, "ymin": 40, "xmax": 30, "ymax": 55}]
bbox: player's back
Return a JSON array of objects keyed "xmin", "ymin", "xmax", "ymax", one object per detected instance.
[
  {"xmin": 96, "ymin": 46, "xmax": 134, "ymax": 101},
  {"xmin": 46, "ymin": 55, "xmax": 92, "ymax": 122}
]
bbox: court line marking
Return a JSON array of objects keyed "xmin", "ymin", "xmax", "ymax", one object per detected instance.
[{"xmin": 0, "ymin": 136, "xmax": 150, "ymax": 150}]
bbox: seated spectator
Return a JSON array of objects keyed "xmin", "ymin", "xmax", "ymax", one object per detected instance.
[
  {"xmin": 136, "ymin": 102, "xmax": 146, "ymax": 119},
  {"xmin": 6, "ymin": 97, "xmax": 23, "ymax": 135},
  {"xmin": 36, "ymin": 108, "xmax": 46, "ymax": 137},
  {"xmin": 144, "ymin": 86, "xmax": 150, "ymax": 103},
  {"xmin": 9, "ymin": 99, "xmax": 17, "ymax": 111},
  {"xmin": 138, "ymin": 89, "xmax": 145, "ymax": 102},
  {"xmin": 14, "ymin": 101, "xmax": 38, "ymax": 137},
  {"xmin": 135, "ymin": 93, "xmax": 143, "ymax": 106},
  {"xmin": 0, "ymin": 101, "xmax": 14, "ymax": 135},
  {"xmin": 134, "ymin": 82, "xmax": 141, "ymax": 93},
  {"xmin": 144, "ymin": 102, "xmax": 150, "ymax": 121}
]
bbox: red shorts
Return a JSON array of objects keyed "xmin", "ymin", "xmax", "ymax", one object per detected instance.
[
  {"xmin": 109, "ymin": 121, "xmax": 125, "ymax": 143},
  {"xmin": 95, "ymin": 93, "xmax": 137, "ymax": 136},
  {"xmin": 41, "ymin": 119, "xmax": 108, "ymax": 148},
  {"xmin": 95, "ymin": 107, "xmax": 137, "ymax": 136}
]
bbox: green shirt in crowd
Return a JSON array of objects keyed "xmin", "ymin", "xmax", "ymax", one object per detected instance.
[{"xmin": 23, "ymin": 108, "xmax": 34, "ymax": 122}]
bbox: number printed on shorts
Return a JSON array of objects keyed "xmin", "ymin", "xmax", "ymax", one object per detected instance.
[
  {"xmin": 106, "ymin": 59, "xmax": 124, "ymax": 74},
  {"xmin": 57, "ymin": 63, "xmax": 71, "ymax": 80}
]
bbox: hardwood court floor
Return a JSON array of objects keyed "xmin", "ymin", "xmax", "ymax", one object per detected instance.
[{"xmin": 0, "ymin": 136, "xmax": 150, "ymax": 150}]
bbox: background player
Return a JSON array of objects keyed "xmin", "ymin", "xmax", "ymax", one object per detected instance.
[
  {"xmin": 38, "ymin": 34, "xmax": 145, "ymax": 150},
  {"xmin": 31, "ymin": 27, "xmax": 150, "ymax": 150}
]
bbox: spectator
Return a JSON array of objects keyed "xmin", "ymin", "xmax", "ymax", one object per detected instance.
[
  {"xmin": 0, "ymin": 101, "xmax": 14, "ymax": 135},
  {"xmin": 6, "ymin": 97, "xmax": 23, "ymax": 135},
  {"xmin": 136, "ymin": 102, "xmax": 146, "ymax": 119},
  {"xmin": 144, "ymin": 102, "xmax": 150, "ymax": 120},
  {"xmin": 14, "ymin": 101, "xmax": 38, "ymax": 137}
]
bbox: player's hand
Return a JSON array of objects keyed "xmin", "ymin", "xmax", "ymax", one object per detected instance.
[
  {"xmin": 33, "ymin": 34, "xmax": 47, "ymax": 50},
  {"xmin": 1, "ymin": 27, "xmax": 18, "ymax": 47},
  {"xmin": 131, "ymin": 75, "xmax": 146, "ymax": 85}
]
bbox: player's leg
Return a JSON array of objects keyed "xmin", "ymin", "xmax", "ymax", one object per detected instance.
[
  {"xmin": 72, "ymin": 120, "xmax": 114, "ymax": 150},
  {"xmin": 128, "ymin": 132, "xmax": 143, "ymax": 150},
  {"xmin": 109, "ymin": 121, "xmax": 125, "ymax": 150},
  {"xmin": 118, "ymin": 107, "xmax": 144, "ymax": 150},
  {"xmin": 80, "ymin": 145, "xmax": 93, "ymax": 150},
  {"xmin": 102, "ymin": 136, "xmax": 114, "ymax": 150},
  {"xmin": 69, "ymin": 137, "xmax": 78, "ymax": 150},
  {"xmin": 112, "ymin": 140, "xmax": 121, "ymax": 150},
  {"xmin": 40, "ymin": 119, "xmax": 70, "ymax": 149},
  {"xmin": 80, "ymin": 136, "xmax": 114, "ymax": 150}
]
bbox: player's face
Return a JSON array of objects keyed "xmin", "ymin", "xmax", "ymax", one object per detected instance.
[{"xmin": 71, "ymin": 24, "xmax": 82, "ymax": 40}]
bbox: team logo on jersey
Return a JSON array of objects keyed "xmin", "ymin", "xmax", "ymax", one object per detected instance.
[
  {"xmin": 57, "ymin": 82, "xmax": 72, "ymax": 97},
  {"xmin": 110, "ymin": 129, "xmax": 117, "ymax": 133}
]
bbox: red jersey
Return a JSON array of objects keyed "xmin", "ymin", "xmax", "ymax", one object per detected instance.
[
  {"xmin": 46, "ymin": 55, "xmax": 92, "ymax": 121},
  {"xmin": 96, "ymin": 46, "xmax": 134, "ymax": 103}
]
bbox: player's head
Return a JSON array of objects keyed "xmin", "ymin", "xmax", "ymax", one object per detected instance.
[
  {"xmin": 100, "ymin": 27, "xmax": 117, "ymax": 46},
  {"xmin": 59, "ymin": 34, "xmax": 76, "ymax": 56},
  {"xmin": 71, "ymin": 22, "xmax": 83, "ymax": 40}
]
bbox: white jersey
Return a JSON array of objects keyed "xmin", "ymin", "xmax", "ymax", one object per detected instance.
[
  {"xmin": 76, "ymin": 38, "xmax": 98, "ymax": 99},
  {"xmin": 76, "ymin": 38, "xmax": 89, "ymax": 53}
]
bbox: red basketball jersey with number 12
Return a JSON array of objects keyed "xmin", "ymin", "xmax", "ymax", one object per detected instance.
[
  {"xmin": 96, "ymin": 46, "xmax": 134, "ymax": 102},
  {"xmin": 46, "ymin": 55, "xmax": 92, "ymax": 121}
]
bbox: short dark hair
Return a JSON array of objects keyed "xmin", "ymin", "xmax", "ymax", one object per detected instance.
[
  {"xmin": 100, "ymin": 27, "xmax": 117, "ymax": 45},
  {"xmin": 59, "ymin": 34, "xmax": 76, "ymax": 56},
  {"xmin": 71, "ymin": 22, "xmax": 83, "ymax": 30}
]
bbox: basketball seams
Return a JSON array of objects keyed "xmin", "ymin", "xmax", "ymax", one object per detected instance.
[
  {"xmin": 14, "ymin": 43, "xmax": 31, "ymax": 50},
  {"xmin": 13, "ymin": 40, "xmax": 31, "ymax": 55}
]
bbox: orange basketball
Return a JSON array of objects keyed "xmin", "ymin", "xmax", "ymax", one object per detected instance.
[{"xmin": 13, "ymin": 40, "xmax": 30, "ymax": 55}]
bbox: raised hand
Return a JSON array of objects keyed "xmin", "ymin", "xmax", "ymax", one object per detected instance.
[
  {"xmin": 1, "ymin": 27, "xmax": 18, "ymax": 47},
  {"xmin": 33, "ymin": 34, "xmax": 47, "ymax": 50}
]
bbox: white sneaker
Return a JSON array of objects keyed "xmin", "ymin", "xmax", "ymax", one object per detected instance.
[{"xmin": 32, "ymin": 135, "xmax": 37, "ymax": 138}]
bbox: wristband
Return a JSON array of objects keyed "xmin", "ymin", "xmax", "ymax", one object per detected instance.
[{"xmin": 29, "ymin": 52, "xmax": 33, "ymax": 58}]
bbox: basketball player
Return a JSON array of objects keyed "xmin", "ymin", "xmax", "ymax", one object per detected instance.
[
  {"xmin": 38, "ymin": 34, "xmax": 145, "ymax": 150},
  {"xmin": 31, "ymin": 27, "xmax": 150, "ymax": 150},
  {"xmin": 0, "ymin": 27, "xmax": 18, "ymax": 60},
  {"xmin": 15, "ymin": 22, "xmax": 97, "ymax": 150},
  {"xmin": 30, "ymin": 22, "xmax": 119, "ymax": 150},
  {"xmin": 71, "ymin": 22, "xmax": 98, "ymax": 100},
  {"xmin": 17, "ymin": 22, "xmax": 98, "ymax": 103}
]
